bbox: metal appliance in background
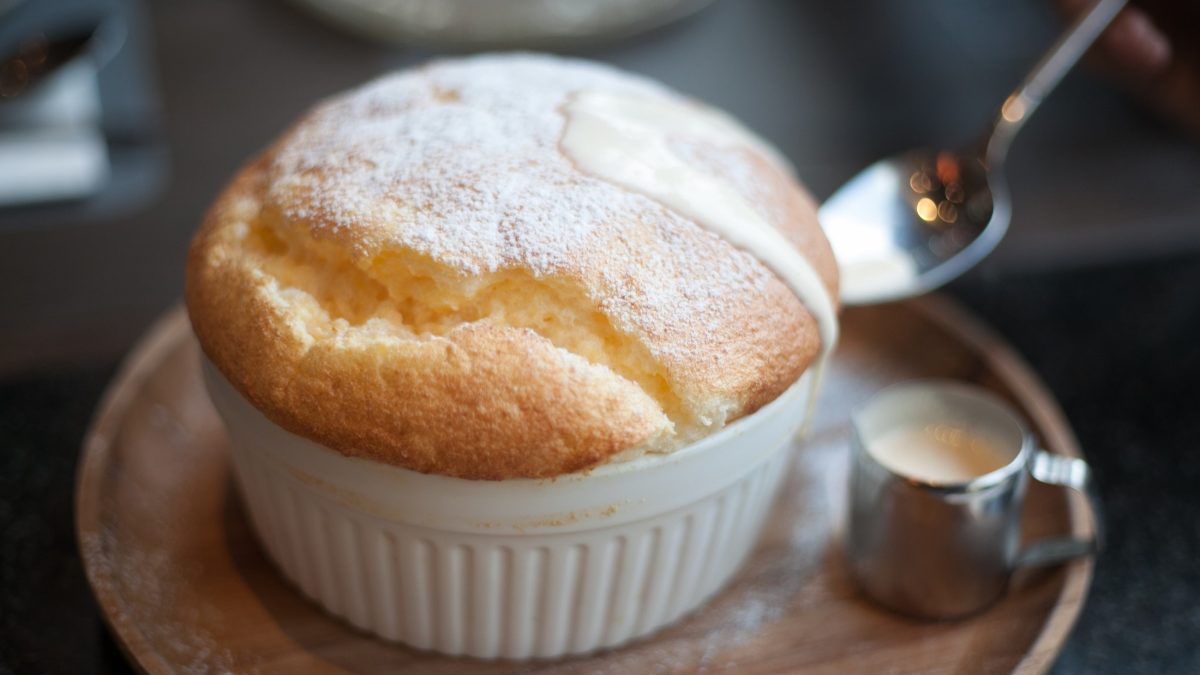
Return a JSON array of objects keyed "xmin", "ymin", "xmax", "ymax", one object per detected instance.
[
  {"xmin": 0, "ymin": 0, "xmax": 164, "ymax": 226},
  {"xmin": 286, "ymin": 0, "xmax": 716, "ymax": 47}
]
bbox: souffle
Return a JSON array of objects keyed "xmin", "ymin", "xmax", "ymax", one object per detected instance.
[{"xmin": 187, "ymin": 54, "xmax": 839, "ymax": 481}]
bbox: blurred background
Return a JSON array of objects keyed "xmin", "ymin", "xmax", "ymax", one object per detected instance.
[{"xmin": 1, "ymin": 0, "xmax": 1198, "ymax": 672}]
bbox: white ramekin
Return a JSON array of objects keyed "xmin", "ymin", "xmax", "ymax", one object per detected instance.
[{"xmin": 201, "ymin": 357, "xmax": 812, "ymax": 659}]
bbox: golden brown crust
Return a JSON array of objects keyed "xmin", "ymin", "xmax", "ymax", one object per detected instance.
[{"xmin": 186, "ymin": 54, "xmax": 838, "ymax": 480}]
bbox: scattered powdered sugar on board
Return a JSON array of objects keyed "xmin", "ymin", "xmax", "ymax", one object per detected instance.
[
  {"xmin": 261, "ymin": 53, "xmax": 803, "ymax": 380},
  {"xmin": 81, "ymin": 527, "xmax": 240, "ymax": 675}
]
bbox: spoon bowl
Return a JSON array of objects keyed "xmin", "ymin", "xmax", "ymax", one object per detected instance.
[{"xmin": 820, "ymin": 149, "xmax": 1007, "ymax": 305}]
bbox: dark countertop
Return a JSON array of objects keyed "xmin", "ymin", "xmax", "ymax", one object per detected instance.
[
  {"xmin": 2, "ymin": 0, "xmax": 1199, "ymax": 672},
  {"xmin": 954, "ymin": 258, "xmax": 1200, "ymax": 674},
  {"xmin": 3, "ymin": 256, "xmax": 1199, "ymax": 674}
]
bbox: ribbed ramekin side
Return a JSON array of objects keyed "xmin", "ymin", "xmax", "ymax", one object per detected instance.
[{"xmin": 227, "ymin": 439, "xmax": 791, "ymax": 659}]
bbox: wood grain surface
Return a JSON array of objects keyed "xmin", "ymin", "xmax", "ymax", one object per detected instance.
[{"xmin": 76, "ymin": 297, "xmax": 1096, "ymax": 674}]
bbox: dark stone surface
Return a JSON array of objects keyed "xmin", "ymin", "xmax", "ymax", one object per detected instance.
[
  {"xmin": 2, "ymin": 255, "xmax": 1199, "ymax": 673},
  {"xmin": 954, "ymin": 257, "xmax": 1200, "ymax": 674},
  {"xmin": 0, "ymin": 366, "xmax": 126, "ymax": 675}
]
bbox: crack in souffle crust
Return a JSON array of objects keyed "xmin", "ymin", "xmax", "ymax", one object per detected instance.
[{"xmin": 185, "ymin": 54, "xmax": 839, "ymax": 480}]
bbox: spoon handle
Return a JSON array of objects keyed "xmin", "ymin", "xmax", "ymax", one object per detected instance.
[{"xmin": 984, "ymin": 0, "xmax": 1128, "ymax": 166}]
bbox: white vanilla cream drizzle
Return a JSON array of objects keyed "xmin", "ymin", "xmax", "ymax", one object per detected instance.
[{"xmin": 560, "ymin": 90, "xmax": 839, "ymax": 383}]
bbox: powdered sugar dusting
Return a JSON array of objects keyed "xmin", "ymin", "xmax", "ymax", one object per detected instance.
[
  {"xmin": 262, "ymin": 53, "xmax": 819, "ymax": 408},
  {"xmin": 269, "ymin": 55, "xmax": 668, "ymax": 276}
]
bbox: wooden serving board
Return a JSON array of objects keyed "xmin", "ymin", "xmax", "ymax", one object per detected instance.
[{"xmin": 76, "ymin": 298, "xmax": 1095, "ymax": 674}]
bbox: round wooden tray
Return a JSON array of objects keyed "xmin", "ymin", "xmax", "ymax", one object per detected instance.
[{"xmin": 77, "ymin": 298, "xmax": 1095, "ymax": 674}]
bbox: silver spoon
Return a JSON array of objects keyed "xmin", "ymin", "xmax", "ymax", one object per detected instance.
[{"xmin": 820, "ymin": 0, "xmax": 1128, "ymax": 306}]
